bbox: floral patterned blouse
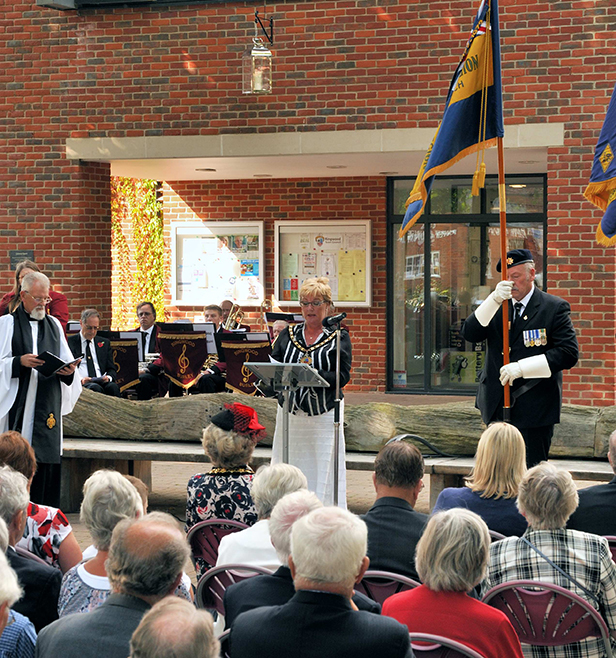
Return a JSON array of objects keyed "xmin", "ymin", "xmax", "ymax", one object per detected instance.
[
  {"xmin": 17, "ymin": 502, "xmax": 72, "ymax": 569},
  {"xmin": 186, "ymin": 467, "xmax": 258, "ymax": 579}
]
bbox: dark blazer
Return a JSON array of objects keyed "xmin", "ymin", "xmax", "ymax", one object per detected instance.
[
  {"xmin": 34, "ymin": 593, "xmax": 150, "ymax": 658},
  {"xmin": 7, "ymin": 546, "xmax": 62, "ymax": 633},
  {"xmin": 224, "ymin": 565, "xmax": 381, "ymax": 629},
  {"xmin": 229, "ymin": 590, "xmax": 413, "ymax": 658},
  {"xmin": 461, "ymin": 286, "xmax": 578, "ymax": 428},
  {"xmin": 68, "ymin": 333, "xmax": 118, "ymax": 382},
  {"xmin": 567, "ymin": 476, "xmax": 616, "ymax": 535},
  {"xmin": 362, "ymin": 497, "xmax": 427, "ymax": 581}
]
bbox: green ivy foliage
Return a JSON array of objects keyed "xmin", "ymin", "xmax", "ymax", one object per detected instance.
[{"xmin": 111, "ymin": 177, "xmax": 166, "ymax": 329}]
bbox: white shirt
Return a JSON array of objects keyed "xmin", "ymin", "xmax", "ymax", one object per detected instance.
[
  {"xmin": 215, "ymin": 519, "xmax": 281, "ymax": 571},
  {"xmin": 513, "ymin": 285, "xmax": 535, "ymax": 318},
  {"xmin": 141, "ymin": 325, "xmax": 155, "ymax": 355},
  {"xmin": 77, "ymin": 332, "xmax": 103, "ymax": 379}
]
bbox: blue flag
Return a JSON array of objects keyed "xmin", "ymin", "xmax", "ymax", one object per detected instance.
[
  {"xmin": 584, "ymin": 84, "xmax": 616, "ymax": 246},
  {"xmin": 400, "ymin": 0, "xmax": 504, "ymax": 238}
]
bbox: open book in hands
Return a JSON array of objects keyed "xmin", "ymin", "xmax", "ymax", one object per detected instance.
[{"xmin": 35, "ymin": 351, "xmax": 82, "ymax": 378}]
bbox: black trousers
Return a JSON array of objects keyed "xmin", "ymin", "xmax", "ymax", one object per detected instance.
[
  {"xmin": 519, "ymin": 425, "xmax": 554, "ymax": 468},
  {"xmin": 85, "ymin": 381, "xmax": 121, "ymax": 397},
  {"xmin": 30, "ymin": 462, "xmax": 62, "ymax": 508}
]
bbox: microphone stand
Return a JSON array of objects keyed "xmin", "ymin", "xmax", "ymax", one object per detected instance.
[{"xmin": 323, "ymin": 312, "xmax": 346, "ymax": 507}]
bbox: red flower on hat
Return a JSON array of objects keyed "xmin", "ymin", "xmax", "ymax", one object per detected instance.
[{"xmin": 226, "ymin": 402, "xmax": 266, "ymax": 442}]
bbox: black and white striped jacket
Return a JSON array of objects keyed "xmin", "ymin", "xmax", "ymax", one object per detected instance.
[{"xmin": 271, "ymin": 323, "xmax": 352, "ymax": 416}]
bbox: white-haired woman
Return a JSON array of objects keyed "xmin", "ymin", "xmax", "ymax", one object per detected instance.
[
  {"xmin": 432, "ymin": 422, "xmax": 527, "ymax": 536},
  {"xmin": 484, "ymin": 463, "xmax": 616, "ymax": 657},
  {"xmin": 383, "ymin": 509, "xmax": 523, "ymax": 658},
  {"xmin": 270, "ymin": 277, "xmax": 352, "ymax": 507},
  {"xmin": 186, "ymin": 403, "xmax": 265, "ymax": 578}
]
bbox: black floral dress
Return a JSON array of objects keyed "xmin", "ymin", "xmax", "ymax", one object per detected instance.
[{"xmin": 186, "ymin": 466, "xmax": 258, "ymax": 577}]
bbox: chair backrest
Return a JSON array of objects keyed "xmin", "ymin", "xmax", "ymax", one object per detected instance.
[
  {"xmin": 195, "ymin": 563, "xmax": 273, "ymax": 613},
  {"xmin": 218, "ymin": 629, "xmax": 230, "ymax": 658},
  {"xmin": 408, "ymin": 633, "xmax": 484, "ymax": 658},
  {"xmin": 186, "ymin": 519, "xmax": 249, "ymax": 573},
  {"xmin": 483, "ymin": 579, "xmax": 613, "ymax": 657},
  {"xmin": 14, "ymin": 545, "xmax": 49, "ymax": 566},
  {"xmin": 603, "ymin": 536, "xmax": 616, "ymax": 563},
  {"xmin": 489, "ymin": 529, "xmax": 506, "ymax": 542},
  {"xmin": 354, "ymin": 569, "xmax": 420, "ymax": 605}
]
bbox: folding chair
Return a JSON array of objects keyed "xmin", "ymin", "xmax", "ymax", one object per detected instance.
[
  {"xmin": 488, "ymin": 529, "xmax": 506, "ymax": 542},
  {"xmin": 483, "ymin": 579, "xmax": 613, "ymax": 657},
  {"xmin": 354, "ymin": 569, "xmax": 420, "ymax": 606},
  {"xmin": 408, "ymin": 633, "xmax": 484, "ymax": 658},
  {"xmin": 195, "ymin": 563, "xmax": 272, "ymax": 614},
  {"xmin": 186, "ymin": 519, "xmax": 249, "ymax": 576}
]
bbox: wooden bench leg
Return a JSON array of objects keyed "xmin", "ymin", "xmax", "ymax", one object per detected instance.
[
  {"xmin": 60, "ymin": 457, "xmax": 153, "ymax": 513},
  {"xmin": 429, "ymin": 473, "xmax": 465, "ymax": 511}
]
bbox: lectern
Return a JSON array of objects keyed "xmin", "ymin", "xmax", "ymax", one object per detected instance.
[{"xmin": 244, "ymin": 362, "xmax": 329, "ymax": 464}]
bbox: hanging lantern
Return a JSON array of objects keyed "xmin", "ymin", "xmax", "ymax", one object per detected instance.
[{"xmin": 243, "ymin": 37, "xmax": 273, "ymax": 95}]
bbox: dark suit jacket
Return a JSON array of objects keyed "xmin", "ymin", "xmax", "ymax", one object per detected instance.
[
  {"xmin": 7, "ymin": 546, "xmax": 62, "ymax": 633},
  {"xmin": 229, "ymin": 590, "xmax": 412, "ymax": 658},
  {"xmin": 362, "ymin": 497, "xmax": 427, "ymax": 582},
  {"xmin": 34, "ymin": 593, "xmax": 150, "ymax": 658},
  {"xmin": 567, "ymin": 476, "xmax": 616, "ymax": 535},
  {"xmin": 224, "ymin": 565, "xmax": 381, "ymax": 629},
  {"xmin": 68, "ymin": 333, "xmax": 118, "ymax": 382},
  {"xmin": 461, "ymin": 286, "xmax": 578, "ymax": 428}
]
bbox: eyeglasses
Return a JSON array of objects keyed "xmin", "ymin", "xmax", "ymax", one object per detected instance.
[
  {"xmin": 24, "ymin": 292, "xmax": 51, "ymax": 305},
  {"xmin": 299, "ymin": 300, "xmax": 325, "ymax": 307}
]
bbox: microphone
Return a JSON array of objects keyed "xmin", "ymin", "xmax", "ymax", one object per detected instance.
[{"xmin": 322, "ymin": 312, "xmax": 347, "ymax": 328}]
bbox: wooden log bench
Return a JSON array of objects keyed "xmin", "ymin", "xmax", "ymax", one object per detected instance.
[{"xmin": 60, "ymin": 438, "xmax": 615, "ymax": 513}]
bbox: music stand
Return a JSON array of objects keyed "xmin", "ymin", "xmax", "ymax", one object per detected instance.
[{"xmin": 244, "ymin": 362, "xmax": 329, "ymax": 464}]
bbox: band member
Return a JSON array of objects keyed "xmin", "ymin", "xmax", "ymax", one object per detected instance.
[{"xmin": 270, "ymin": 277, "xmax": 352, "ymax": 507}]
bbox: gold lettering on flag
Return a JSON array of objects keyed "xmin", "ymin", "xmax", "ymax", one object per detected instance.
[{"xmin": 451, "ymin": 31, "xmax": 493, "ymax": 104}]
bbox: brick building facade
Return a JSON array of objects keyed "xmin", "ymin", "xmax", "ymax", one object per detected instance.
[{"xmin": 2, "ymin": 0, "xmax": 615, "ymax": 402}]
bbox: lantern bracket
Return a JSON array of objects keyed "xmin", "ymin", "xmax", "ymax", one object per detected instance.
[{"xmin": 255, "ymin": 10, "xmax": 273, "ymax": 46}]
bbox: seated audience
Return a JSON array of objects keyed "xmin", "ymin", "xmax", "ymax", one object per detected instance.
[
  {"xmin": 68, "ymin": 308, "xmax": 120, "ymax": 397},
  {"xmin": 186, "ymin": 403, "xmax": 263, "ymax": 578},
  {"xmin": 58, "ymin": 469, "xmax": 144, "ymax": 616},
  {"xmin": 0, "ymin": 516, "xmax": 37, "ymax": 657},
  {"xmin": 134, "ymin": 302, "xmax": 166, "ymax": 400},
  {"xmin": 383, "ymin": 509, "xmax": 523, "ymax": 658},
  {"xmin": 483, "ymin": 462, "xmax": 616, "ymax": 657},
  {"xmin": 568, "ymin": 428, "xmax": 616, "ymax": 534},
  {"xmin": 129, "ymin": 597, "xmax": 219, "ymax": 658},
  {"xmin": 229, "ymin": 506, "xmax": 412, "ymax": 658},
  {"xmin": 0, "ymin": 465, "xmax": 62, "ymax": 632},
  {"xmin": 362, "ymin": 439, "xmax": 428, "ymax": 581},
  {"xmin": 216, "ymin": 463, "xmax": 307, "ymax": 572},
  {"xmin": 36, "ymin": 512, "xmax": 191, "ymax": 658},
  {"xmin": 224, "ymin": 489, "xmax": 379, "ymax": 629},
  {"xmin": 0, "ymin": 431, "xmax": 82, "ymax": 572},
  {"xmin": 0, "ymin": 260, "xmax": 68, "ymax": 331},
  {"xmin": 432, "ymin": 422, "xmax": 527, "ymax": 536}
]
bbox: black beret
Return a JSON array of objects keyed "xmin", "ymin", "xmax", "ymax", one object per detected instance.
[{"xmin": 496, "ymin": 248, "xmax": 534, "ymax": 273}]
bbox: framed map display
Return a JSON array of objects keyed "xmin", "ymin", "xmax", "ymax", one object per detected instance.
[
  {"xmin": 274, "ymin": 220, "xmax": 372, "ymax": 307},
  {"xmin": 171, "ymin": 222, "xmax": 265, "ymax": 306}
]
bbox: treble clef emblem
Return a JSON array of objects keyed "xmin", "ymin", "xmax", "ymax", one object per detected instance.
[
  {"xmin": 178, "ymin": 344, "xmax": 190, "ymax": 375},
  {"xmin": 241, "ymin": 352, "xmax": 251, "ymax": 384},
  {"xmin": 112, "ymin": 349, "xmax": 121, "ymax": 374}
]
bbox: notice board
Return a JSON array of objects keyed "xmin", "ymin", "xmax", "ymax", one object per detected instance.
[
  {"xmin": 171, "ymin": 222, "xmax": 265, "ymax": 307},
  {"xmin": 274, "ymin": 220, "xmax": 371, "ymax": 307}
]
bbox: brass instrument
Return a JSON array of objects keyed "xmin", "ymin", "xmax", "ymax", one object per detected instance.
[
  {"xmin": 223, "ymin": 304, "xmax": 245, "ymax": 330},
  {"xmin": 260, "ymin": 298, "xmax": 272, "ymax": 333}
]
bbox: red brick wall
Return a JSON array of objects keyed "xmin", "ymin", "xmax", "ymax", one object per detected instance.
[{"xmin": 1, "ymin": 0, "xmax": 615, "ymax": 402}]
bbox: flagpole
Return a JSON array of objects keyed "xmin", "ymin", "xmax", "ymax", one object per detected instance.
[{"xmin": 497, "ymin": 135, "xmax": 511, "ymax": 420}]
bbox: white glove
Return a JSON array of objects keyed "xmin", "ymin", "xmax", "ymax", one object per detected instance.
[
  {"xmin": 475, "ymin": 281, "xmax": 514, "ymax": 327},
  {"xmin": 500, "ymin": 363, "xmax": 523, "ymax": 386},
  {"xmin": 492, "ymin": 280, "xmax": 514, "ymax": 304}
]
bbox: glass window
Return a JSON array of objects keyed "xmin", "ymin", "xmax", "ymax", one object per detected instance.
[
  {"xmin": 388, "ymin": 175, "xmax": 546, "ymax": 394},
  {"xmin": 485, "ymin": 176, "xmax": 545, "ymax": 214}
]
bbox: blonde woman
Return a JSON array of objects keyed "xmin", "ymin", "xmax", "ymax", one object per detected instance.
[
  {"xmin": 270, "ymin": 277, "xmax": 352, "ymax": 507},
  {"xmin": 432, "ymin": 422, "xmax": 527, "ymax": 536}
]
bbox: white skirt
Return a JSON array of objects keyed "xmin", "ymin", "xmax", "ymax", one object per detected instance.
[{"xmin": 271, "ymin": 400, "xmax": 347, "ymax": 509}]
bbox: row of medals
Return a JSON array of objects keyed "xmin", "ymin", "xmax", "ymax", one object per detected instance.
[{"xmin": 523, "ymin": 328, "xmax": 547, "ymax": 348}]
